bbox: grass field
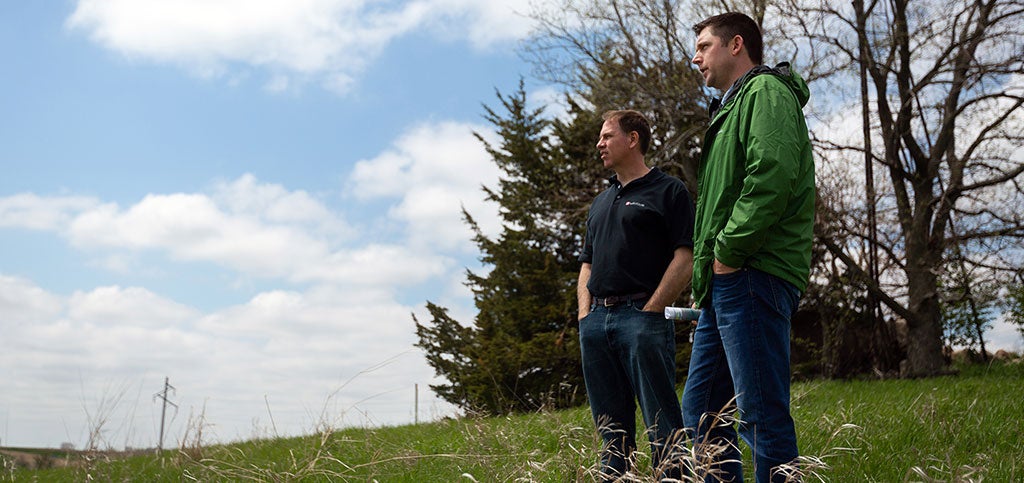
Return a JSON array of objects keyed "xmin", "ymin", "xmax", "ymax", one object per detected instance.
[{"xmin": 4, "ymin": 361, "xmax": 1022, "ymax": 482}]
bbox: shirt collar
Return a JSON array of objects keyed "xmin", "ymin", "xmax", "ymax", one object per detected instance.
[{"xmin": 609, "ymin": 166, "xmax": 661, "ymax": 188}]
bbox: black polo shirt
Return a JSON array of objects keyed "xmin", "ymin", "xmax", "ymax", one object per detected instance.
[{"xmin": 579, "ymin": 167, "xmax": 695, "ymax": 298}]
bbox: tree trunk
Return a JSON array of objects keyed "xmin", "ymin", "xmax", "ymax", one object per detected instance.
[{"xmin": 902, "ymin": 236, "xmax": 946, "ymax": 376}]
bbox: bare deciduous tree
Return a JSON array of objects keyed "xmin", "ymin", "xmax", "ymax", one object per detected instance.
[
  {"xmin": 524, "ymin": 0, "xmax": 709, "ymax": 189},
  {"xmin": 779, "ymin": 0, "xmax": 1024, "ymax": 375}
]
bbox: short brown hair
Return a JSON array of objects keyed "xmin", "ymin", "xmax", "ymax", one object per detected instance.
[
  {"xmin": 693, "ymin": 12, "xmax": 763, "ymax": 65},
  {"xmin": 602, "ymin": 110, "xmax": 652, "ymax": 155}
]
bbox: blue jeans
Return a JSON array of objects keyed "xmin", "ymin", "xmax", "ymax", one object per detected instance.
[
  {"xmin": 580, "ymin": 299, "xmax": 685, "ymax": 480},
  {"xmin": 682, "ymin": 268, "xmax": 800, "ymax": 483}
]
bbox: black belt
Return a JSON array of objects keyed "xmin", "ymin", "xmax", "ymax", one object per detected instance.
[{"xmin": 593, "ymin": 292, "xmax": 649, "ymax": 307}]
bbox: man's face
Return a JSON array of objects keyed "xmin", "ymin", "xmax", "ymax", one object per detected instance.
[
  {"xmin": 692, "ymin": 27, "xmax": 735, "ymax": 91},
  {"xmin": 596, "ymin": 119, "xmax": 633, "ymax": 169}
]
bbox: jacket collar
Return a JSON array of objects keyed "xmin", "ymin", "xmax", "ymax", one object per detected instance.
[{"xmin": 708, "ymin": 62, "xmax": 803, "ymax": 121}]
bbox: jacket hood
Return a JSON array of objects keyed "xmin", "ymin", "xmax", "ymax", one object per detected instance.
[
  {"xmin": 710, "ymin": 62, "xmax": 810, "ymax": 118},
  {"xmin": 770, "ymin": 62, "xmax": 810, "ymax": 107}
]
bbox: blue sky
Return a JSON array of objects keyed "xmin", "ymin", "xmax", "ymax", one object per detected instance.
[{"xmin": 1, "ymin": 0, "xmax": 553, "ymax": 448}]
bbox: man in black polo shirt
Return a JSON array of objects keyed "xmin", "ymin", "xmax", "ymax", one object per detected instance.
[{"xmin": 577, "ymin": 109, "xmax": 695, "ymax": 480}]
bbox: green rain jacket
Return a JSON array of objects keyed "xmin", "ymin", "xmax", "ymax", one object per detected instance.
[{"xmin": 692, "ymin": 62, "xmax": 816, "ymax": 307}]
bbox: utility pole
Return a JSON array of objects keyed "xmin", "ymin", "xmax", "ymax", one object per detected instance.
[
  {"xmin": 153, "ymin": 377, "xmax": 177, "ymax": 452},
  {"xmin": 414, "ymin": 384, "xmax": 419, "ymax": 425}
]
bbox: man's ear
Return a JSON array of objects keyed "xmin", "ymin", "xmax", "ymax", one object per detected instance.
[
  {"xmin": 629, "ymin": 131, "xmax": 639, "ymax": 149},
  {"xmin": 730, "ymin": 34, "xmax": 744, "ymax": 56}
]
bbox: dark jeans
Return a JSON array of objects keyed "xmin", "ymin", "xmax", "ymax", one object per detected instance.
[
  {"xmin": 682, "ymin": 268, "xmax": 800, "ymax": 483},
  {"xmin": 580, "ymin": 299, "xmax": 685, "ymax": 480}
]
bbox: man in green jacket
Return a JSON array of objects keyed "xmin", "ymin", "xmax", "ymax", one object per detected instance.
[{"xmin": 682, "ymin": 12, "xmax": 815, "ymax": 483}]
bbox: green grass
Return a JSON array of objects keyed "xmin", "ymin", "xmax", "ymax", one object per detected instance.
[
  {"xmin": 6, "ymin": 362, "xmax": 1022, "ymax": 482},
  {"xmin": 791, "ymin": 362, "xmax": 1024, "ymax": 481}
]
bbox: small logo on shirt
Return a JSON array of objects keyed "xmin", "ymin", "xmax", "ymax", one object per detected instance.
[{"xmin": 624, "ymin": 201, "xmax": 647, "ymax": 208}]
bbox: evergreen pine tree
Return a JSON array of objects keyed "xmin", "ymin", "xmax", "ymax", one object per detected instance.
[{"xmin": 415, "ymin": 82, "xmax": 597, "ymax": 413}]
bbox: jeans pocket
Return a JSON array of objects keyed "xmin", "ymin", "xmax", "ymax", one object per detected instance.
[
  {"xmin": 582, "ymin": 305, "xmax": 601, "ymax": 320},
  {"xmin": 629, "ymin": 303, "xmax": 660, "ymax": 316},
  {"xmin": 711, "ymin": 269, "xmax": 746, "ymax": 292},
  {"xmin": 711, "ymin": 269, "xmax": 750, "ymax": 314}
]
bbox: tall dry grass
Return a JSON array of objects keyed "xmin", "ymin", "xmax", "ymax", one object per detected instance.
[{"xmin": 9, "ymin": 360, "xmax": 1021, "ymax": 482}]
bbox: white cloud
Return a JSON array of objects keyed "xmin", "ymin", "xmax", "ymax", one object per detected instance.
[
  {"xmin": 296, "ymin": 243, "xmax": 451, "ymax": 285},
  {"xmin": 66, "ymin": 0, "xmax": 374, "ymax": 73},
  {"xmin": 0, "ymin": 193, "xmax": 99, "ymax": 231},
  {"xmin": 986, "ymin": 313, "xmax": 1024, "ymax": 353},
  {"xmin": 0, "ymin": 276, "xmax": 455, "ymax": 448},
  {"xmin": 0, "ymin": 274, "xmax": 64, "ymax": 325},
  {"xmin": 0, "ymin": 172, "xmax": 461, "ymax": 289},
  {"xmin": 416, "ymin": 0, "xmax": 536, "ymax": 48},
  {"xmin": 528, "ymin": 85, "xmax": 570, "ymax": 121},
  {"xmin": 349, "ymin": 120, "xmax": 502, "ymax": 250},
  {"xmin": 349, "ymin": 122, "xmax": 496, "ymax": 198},
  {"xmin": 68, "ymin": 285, "xmax": 200, "ymax": 329},
  {"xmin": 65, "ymin": 0, "xmax": 538, "ymax": 94},
  {"xmin": 47, "ymin": 176, "xmax": 451, "ymax": 286},
  {"xmin": 213, "ymin": 174, "xmax": 348, "ymax": 235},
  {"xmin": 68, "ymin": 192, "xmax": 331, "ymax": 279}
]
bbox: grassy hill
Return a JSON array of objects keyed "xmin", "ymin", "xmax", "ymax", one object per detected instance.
[{"xmin": 5, "ymin": 362, "xmax": 1023, "ymax": 482}]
